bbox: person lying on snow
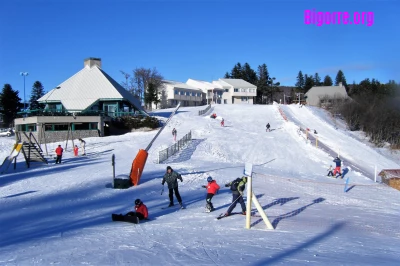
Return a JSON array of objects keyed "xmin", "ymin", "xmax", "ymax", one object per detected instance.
[{"xmin": 112, "ymin": 199, "xmax": 149, "ymax": 223}]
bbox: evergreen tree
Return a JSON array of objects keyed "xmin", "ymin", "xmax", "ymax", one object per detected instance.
[
  {"xmin": 314, "ymin": 73, "xmax": 322, "ymax": 86},
  {"xmin": 144, "ymin": 82, "xmax": 158, "ymax": 110},
  {"xmin": 295, "ymin": 71, "xmax": 305, "ymax": 90},
  {"xmin": 0, "ymin": 84, "xmax": 22, "ymax": 126},
  {"xmin": 304, "ymin": 74, "xmax": 315, "ymax": 92},
  {"xmin": 335, "ymin": 70, "xmax": 347, "ymax": 86},
  {"xmin": 29, "ymin": 81, "xmax": 45, "ymax": 110},
  {"xmin": 256, "ymin": 64, "xmax": 270, "ymax": 104},
  {"xmin": 323, "ymin": 75, "xmax": 333, "ymax": 86},
  {"xmin": 230, "ymin": 63, "xmax": 244, "ymax": 79},
  {"xmin": 242, "ymin": 63, "xmax": 258, "ymax": 85},
  {"xmin": 224, "ymin": 72, "xmax": 231, "ymax": 78}
]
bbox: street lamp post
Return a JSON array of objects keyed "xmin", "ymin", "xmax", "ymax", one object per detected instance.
[{"xmin": 20, "ymin": 72, "xmax": 29, "ymax": 111}]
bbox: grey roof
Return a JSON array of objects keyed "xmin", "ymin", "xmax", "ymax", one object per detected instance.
[
  {"xmin": 305, "ymin": 85, "xmax": 348, "ymax": 97},
  {"xmin": 38, "ymin": 65, "xmax": 144, "ymax": 112},
  {"xmin": 218, "ymin": 79, "xmax": 257, "ymax": 88}
]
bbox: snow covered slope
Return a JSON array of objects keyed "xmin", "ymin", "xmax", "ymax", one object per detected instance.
[{"xmin": 0, "ymin": 104, "xmax": 399, "ymax": 265}]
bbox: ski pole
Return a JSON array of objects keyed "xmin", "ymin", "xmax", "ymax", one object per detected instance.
[
  {"xmin": 226, "ymin": 194, "xmax": 243, "ymax": 210},
  {"xmin": 161, "ymin": 185, "xmax": 164, "ymax": 195}
]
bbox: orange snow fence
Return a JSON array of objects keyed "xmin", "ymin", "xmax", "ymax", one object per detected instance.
[
  {"xmin": 129, "ymin": 149, "xmax": 149, "ymax": 186},
  {"xmin": 278, "ymin": 107, "xmax": 288, "ymax": 122}
]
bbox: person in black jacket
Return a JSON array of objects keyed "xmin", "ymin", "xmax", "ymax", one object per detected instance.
[
  {"xmin": 223, "ymin": 176, "xmax": 247, "ymax": 217},
  {"xmin": 162, "ymin": 166, "xmax": 184, "ymax": 207},
  {"xmin": 333, "ymin": 157, "xmax": 342, "ymax": 177},
  {"xmin": 266, "ymin": 123, "xmax": 271, "ymax": 132}
]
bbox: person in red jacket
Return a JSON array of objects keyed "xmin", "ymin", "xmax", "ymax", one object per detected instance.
[
  {"xmin": 202, "ymin": 176, "xmax": 220, "ymax": 212},
  {"xmin": 73, "ymin": 145, "xmax": 79, "ymax": 156},
  {"xmin": 55, "ymin": 144, "xmax": 64, "ymax": 164},
  {"xmin": 112, "ymin": 199, "xmax": 149, "ymax": 223}
]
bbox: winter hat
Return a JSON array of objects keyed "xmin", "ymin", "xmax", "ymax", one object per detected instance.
[
  {"xmin": 167, "ymin": 166, "xmax": 172, "ymax": 171},
  {"xmin": 135, "ymin": 199, "xmax": 142, "ymax": 205},
  {"xmin": 207, "ymin": 176, "xmax": 213, "ymax": 182}
]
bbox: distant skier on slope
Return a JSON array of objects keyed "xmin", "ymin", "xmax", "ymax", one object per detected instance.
[
  {"xmin": 327, "ymin": 165, "xmax": 334, "ymax": 177},
  {"xmin": 266, "ymin": 123, "xmax": 271, "ymax": 132},
  {"xmin": 202, "ymin": 176, "xmax": 220, "ymax": 212},
  {"xmin": 221, "ymin": 118, "xmax": 225, "ymax": 127},
  {"xmin": 172, "ymin": 128, "xmax": 177, "ymax": 141}
]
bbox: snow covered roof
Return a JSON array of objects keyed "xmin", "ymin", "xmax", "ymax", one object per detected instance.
[
  {"xmin": 216, "ymin": 79, "xmax": 257, "ymax": 88},
  {"xmin": 186, "ymin": 79, "xmax": 221, "ymax": 89},
  {"xmin": 305, "ymin": 85, "xmax": 348, "ymax": 97},
  {"xmin": 162, "ymin": 80, "xmax": 201, "ymax": 91},
  {"xmin": 38, "ymin": 61, "xmax": 144, "ymax": 112}
]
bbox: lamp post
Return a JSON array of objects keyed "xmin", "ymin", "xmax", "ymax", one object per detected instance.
[{"xmin": 20, "ymin": 72, "xmax": 29, "ymax": 111}]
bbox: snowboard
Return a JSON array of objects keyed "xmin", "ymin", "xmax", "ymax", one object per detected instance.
[{"xmin": 112, "ymin": 214, "xmax": 139, "ymax": 224}]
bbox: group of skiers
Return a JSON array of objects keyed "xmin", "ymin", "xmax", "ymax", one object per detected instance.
[
  {"xmin": 54, "ymin": 138, "xmax": 86, "ymax": 164},
  {"xmin": 112, "ymin": 166, "xmax": 250, "ymax": 223},
  {"xmin": 327, "ymin": 156, "xmax": 343, "ymax": 178}
]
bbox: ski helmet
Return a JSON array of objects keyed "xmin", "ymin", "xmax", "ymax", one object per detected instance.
[
  {"xmin": 135, "ymin": 199, "xmax": 142, "ymax": 205},
  {"xmin": 207, "ymin": 176, "xmax": 213, "ymax": 182}
]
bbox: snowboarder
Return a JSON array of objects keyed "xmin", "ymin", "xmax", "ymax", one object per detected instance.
[
  {"xmin": 78, "ymin": 138, "xmax": 86, "ymax": 155},
  {"xmin": 162, "ymin": 166, "xmax": 184, "ymax": 208},
  {"xmin": 266, "ymin": 123, "xmax": 271, "ymax": 132},
  {"xmin": 221, "ymin": 118, "xmax": 224, "ymax": 127},
  {"xmin": 202, "ymin": 176, "xmax": 220, "ymax": 212},
  {"xmin": 223, "ymin": 176, "xmax": 247, "ymax": 217},
  {"xmin": 112, "ymin": 198, "xmax": 149, "ymax": 223},
  {"xmin": 327, "ymin": 165, "xmax": 334, "ymax": 177},
  {"xmin": 73, "ymin": 145, "xmax": 79, "ymax": 156},
  {"xmin": 172, "ymin": 128, "xmax": 177, "ymax": 142},
  {"xmin": 55, "ymin": 144, "xmax": 63, "ymax": 164},
  {"xmin": 333, "ymin": 157, "xmax": 342, "ymax": 177},
  {"xmin": 314, "ymin": 130, "xmax": 318, "ymax": 134}
]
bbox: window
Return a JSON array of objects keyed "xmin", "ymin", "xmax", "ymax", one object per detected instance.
[
  {"xmin": 180, "ymin": 91, "xmax": 185, "ymax": 95},
  {"xmin": 54, "ymin": 124, "xmax": 69, "ymax": 131},
  {"xmin": 224, "ymin": 99, "xmax": 227, "ymax": 104},
  {"xmin": 186, "ymin": 91, "xmax": 190, "ymax": 96},
  {"xmin": 241, "ymin": 97, "xmax": 248, "ymax": 102},
  {"xmin": 175, "ymin": 90, "xmax": 179, "ymax": 95},
  {"xmin": 225, "ymin": 89, "xmax": 229, "ymax": 92},
  {"xmin": 74, "ymin": 123, "xmax": 90, "ymax": 130},
  {"xmin": 234, "ymin": 88, "xmax": 239, "ymax": 92},
  {"xmin": 90, "ymin": 123, "xmax": 98, "ymax": 130},
  {"xmin": 44, "ymin": 124, "xmax": 53, "ymax": 131}
]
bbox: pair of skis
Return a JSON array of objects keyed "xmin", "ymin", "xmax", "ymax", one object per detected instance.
[{"xmin": 216, "ymin": 212, "xmax": 261, "ymax": 220}]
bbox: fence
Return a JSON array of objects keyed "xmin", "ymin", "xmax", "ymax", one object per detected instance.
[
  {"xmin": 158, "ymin": 131, "xmax": 192, "ymax": 163},
  {"xmin": 198, "ymin": 104, "xmax": 211, "ymax": 116}
]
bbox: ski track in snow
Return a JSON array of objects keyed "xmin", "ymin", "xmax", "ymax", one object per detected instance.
[{"xmin": 0, "ymin": 104, "xmax": 400, "ymax": 265}]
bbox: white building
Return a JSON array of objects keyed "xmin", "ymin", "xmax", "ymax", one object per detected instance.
[
  {"xmin": 156, "ymin": 80, "xmax": 203, "ymax": 108},
  {"xmin": 213, "ymin": 79, "xmax": 257, "ymax": 104},
  {"xmin": 186, "ymin": 79, "xmax": 222, "ymax": 104},
  {"xmin": 305, "ymin": 82, "xmax": 349, "ymax": 106}
]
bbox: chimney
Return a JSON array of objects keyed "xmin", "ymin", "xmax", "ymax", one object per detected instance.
[
  {"xmin": 339, "ymin": 82, "xmax": 342, "ymax": 87},
  {"xmin": 84, "ymin": 57, "xmax": 101, "ymax": 69}
]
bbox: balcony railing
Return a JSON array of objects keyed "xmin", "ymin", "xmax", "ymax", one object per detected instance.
[{"xmin": 16, "ymin": 109, "xmax": 147, "ymax": 118}]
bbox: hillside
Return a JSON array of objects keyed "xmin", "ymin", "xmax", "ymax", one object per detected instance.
[{"xmin": 0, "ymin": 104, "xmax": 399, "ymax": 265}]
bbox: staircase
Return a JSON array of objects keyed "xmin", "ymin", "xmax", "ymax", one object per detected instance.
[{"xmin": 21, "ymin": 142, "xmax": 48, "ymax": 164}]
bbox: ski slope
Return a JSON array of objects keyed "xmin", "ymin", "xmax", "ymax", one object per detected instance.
[{"xmin": 0, "ymin": 104, "xmax": 399, "ymax": 265}]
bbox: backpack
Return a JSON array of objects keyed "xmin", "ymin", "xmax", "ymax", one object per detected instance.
[{"xmin": 230, "ymin": 178, "xmax": 242, "ymax": 191}]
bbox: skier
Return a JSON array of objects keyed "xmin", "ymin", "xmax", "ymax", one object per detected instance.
[
  {"xmin": 314, "ymin": 129, "xmax": 318, "ymax": 134},
  {"xmin": 327, "ymin": 165, "xmax": 334, "ymax": 177},
  {"xmin": 221, "ymin": 118, "xmax": 224, "ymax": 127},
  {"xmin": 266, "ymin": 123, "xmax": 271, "ymax": 132},
  {"xmin": 333, "ymin": 157, "xmax": 342, "ymax": 178},
  {"xmin": 223, "ymin": 176, "xmax": 247, "ymax": 217},
  {"xmin": 73, "ymin": 145, "xmax": 79, "ymax": 156},
  {"xmin": 55, "ymin": 144, "xmax": 64, "ymax": 164},
  {"xmin": 162, "ymin": 166, "xmax": 184, "ymax": 208},
  {"xmin": 78, "ymin": 138, "xmax": 86, "ymax": 155},
  {"xmin": 202, "ymin": 176, "xmax": 220, "ymax": 212},
  {"xmin": 112, "ymin": 198, "xmax": 149, "ymax": 223},
  {"xmin": 172, "ymin": 128, "xmax": 177, "ymax": 141}
]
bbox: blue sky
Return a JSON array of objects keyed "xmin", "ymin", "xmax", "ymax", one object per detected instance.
[{"xmin": 0, "ymin": 0, "xmax": 398, "ymax": 101}]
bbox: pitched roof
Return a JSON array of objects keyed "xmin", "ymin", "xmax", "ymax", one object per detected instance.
[
  {"xmin": 38, "ymin": 65, "xmax": 144, "ymax": 112},
  {"xmin": 162, "ymin": 80, "xmax": 201, "ymax": 91},
  {"xmin": 186, "ymin": 79, "xmax": 221, "ymax": 89},
  {"xmin": 305, "ymin": 85, "xmax": 348, "ymax": 97},
  {"xmin": 217, "ymin": 79, "xmax": 257, "ymax": 88}
]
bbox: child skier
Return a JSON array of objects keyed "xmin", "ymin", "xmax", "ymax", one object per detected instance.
[
  {"xmin": 333, "ymin": 157, "xmax": 342, "ymax": 177},
  {"xmin": 73, "ymin": 145, "xmax": 79, "ymax": 156},
  {"xmin": 327, "ymin": 165, "xmax": 334, "ymax": 177},
  {"xmin": 221, "ymin": 118, "xmax": 224, "ymax": 127},
  {"xmin": 202, "ymin": 176, "xmax": 220, "ymax": 212},
  {"xmin": 112, "ymin": 198, "xmax": 149, "ymax": 223}
]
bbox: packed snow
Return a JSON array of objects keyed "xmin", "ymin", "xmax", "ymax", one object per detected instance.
[{"xmin": 1, "ymin": 104, "xmax": 400, "ymax": 265}]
